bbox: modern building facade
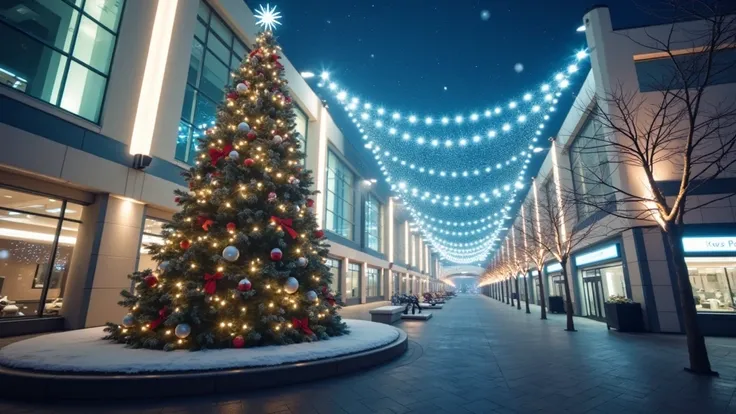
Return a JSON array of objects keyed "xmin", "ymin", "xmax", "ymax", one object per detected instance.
[
  {"xmin": 0, "ymin": 0, "xmax": 445, "ymax": 336},
  {"xmin": 486, "ymin": 6, "xmax": 736, "ymax": 336}
]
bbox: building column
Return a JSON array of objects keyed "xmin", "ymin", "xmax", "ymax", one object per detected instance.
[
  {"xmin": 63, "ymin": 195, "xmax": 146, "ymax": 329},
  {"xmin": 361, "ymin": 262, "xmax": 368, "ymax": 304}
]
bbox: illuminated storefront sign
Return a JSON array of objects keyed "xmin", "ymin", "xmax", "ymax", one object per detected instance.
[
  {"xmin": 546, "ymin": 262, "xmax": 562, "ymax": 273},
  {"xmin": 574, "ymin": 245, "xmax": 619, "ymax": 267},
  {"xmin": 682, "ymin": 236, "xmax": 736, "ymax": 253}
]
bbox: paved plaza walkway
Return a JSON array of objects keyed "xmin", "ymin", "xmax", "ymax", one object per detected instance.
[{"xmin": 2, "ymin": 294, "xmax": 736, "ymax": 413}]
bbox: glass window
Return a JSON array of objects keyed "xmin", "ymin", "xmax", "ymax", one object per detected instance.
[
  {"xmin": 0, "ymin": 0, "xmax": 124, "ymax": 122},
  {"xmin": 177, "ymin": 1, "xmax": 250, "ymax": 165},
  {"xmin": 324, "ymin": 257, "xmax": 341, "ymax": 295},
  {"xmin": 367, "ymin": 267, "xmax": 379, "ymax": 297},
  {"xmin": 138, "ymin": 218, "xmax": 166, "ymax": 272},
  {"xmin": 83, "ymin": 0, "xmax": 125, "ymax": 31},
  {"xmin": 687, "ymin": 258, "xmax": 736, "ymax": 313},
  {"xmin": 346, "ymin": 263, "xmax": 361, "ymax": 299},
  {"xmin": 0, "ymin": 187, "xmax": 83, "ymax": 319},
  {"xmin": 569, "ymin": 115, "xmax": 613, "ymax": 220},
  {"xmin": 325, "ymin": 151, "xmax": 355, "ymax": 239},
  {"xmin": 365, "ymin": 195, "xmax": 382, "ymax": 252},
  {"xmin": 293, "ymin": 106, "xmax": 308, "ymax": 164}
]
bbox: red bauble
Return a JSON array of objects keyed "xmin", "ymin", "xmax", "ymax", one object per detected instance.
[
  {"xmin": 226, "ymin": 92, "xmax": 238, "ymax": 100},
  {"xmin": 246, "ymin": 131, "xmax": 257, "ymax": 141},
  {"xmin": 226, "ymin": 222, "xmax": 237, "ymax": 232},
  {"xmin": 270, "ymin": 248, "xmax": 283, "ymax": 261},
  {"xmin": 180, "ymin": 240, "xmax": 191, "ymax": 250},
  {"xmin": 232, "ymin": 335, "xmax": 245, "ymax": 348},
  {"xmin": 144, "ymin": 274, "xmax": 158, "ymax": 288},
  {"xmin": 314, "ymin": 230, "xmax": 325, "ymax": 239},
  {"xmin": 306, "ymin": 199, "xmax": 315, "ymax": 208},
  {"xmin": 174, "ymin": 196, "xmax": 181, "ymax": 203},
  {"xmin": 237, "ymin": 278, "xmax": 252, "ymax": 292},
  {"xmin": 244, "ymin": 158, "xmax": 255, "ymax": 167}
]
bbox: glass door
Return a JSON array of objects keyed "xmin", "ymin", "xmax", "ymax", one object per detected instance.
[
  {"xmin": 534, "ymin": 277, "xmax": 541, "ymax": 305},
  {"xmin": 583, "ymin": 270, "xmax": 605, "ymax": 319}
]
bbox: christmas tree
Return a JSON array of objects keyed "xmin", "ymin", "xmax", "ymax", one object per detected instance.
[{"xmin": 105, "ymin": 31, "xmax": 348, "ymax": 351}]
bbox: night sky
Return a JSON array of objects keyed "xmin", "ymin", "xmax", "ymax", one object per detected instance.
[{"xmin": 250, "ymin": 0, "xmax": 663, "ymax": 264}]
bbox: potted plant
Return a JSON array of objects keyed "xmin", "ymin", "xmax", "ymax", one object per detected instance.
[{"xmin": 605, "ymin": 295, "xmax": 644, "ymax": 332}]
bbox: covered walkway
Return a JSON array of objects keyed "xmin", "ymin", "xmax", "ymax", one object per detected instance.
[{"xmin": 2, "ymin": 295, "xmax": 736, "ymax": 413}]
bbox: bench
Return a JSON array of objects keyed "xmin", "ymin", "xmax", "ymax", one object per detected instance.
[
  {"xmin": 369, "ymin": 306, "xmax": 404, "ymax": 324},
  {"xmin": 401, "ymin": 312, "xmax": 432, "ymax": 321},
  {"xmin": 420, "ymin": 303, "xmax": 443, "ymax": 309}
]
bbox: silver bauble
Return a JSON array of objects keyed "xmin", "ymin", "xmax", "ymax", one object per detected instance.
[
  {"xmin": 229, "ymin": 150, "xmax": 239, "ymax": 160},
  {"xmin": 305, "ymin": 290, "xmax": 318, "ymax": 301},
  {"xmin": 237, "ymin": 122, "xmax": 250, "ymax": 132},
  {"xmin": 122, "ymin": 313, "xmax": 134, "ymax": 328},
  {"xmin": 284, "ymin": 277, "xmax": 299, "ymax": 294},
  {"xmin": 175, "ymin": 323, "xmax": 191, "ymax": 339},
  {"xmin": 222, "ymin": 245, "xmax": 240, "ymax": 262}
]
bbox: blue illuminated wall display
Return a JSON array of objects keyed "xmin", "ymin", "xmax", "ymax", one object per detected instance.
[{"xmin": 546, "ymin": 262, "xmax": 562, "ymax": 273}]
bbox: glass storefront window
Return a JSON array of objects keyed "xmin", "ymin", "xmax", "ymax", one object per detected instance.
[
  {"xmin": 177, "ymin": 0, "xmax": 249, "ymax": 165},
  {"xmin": 0, "ymin": 187, "xmax": 83, "ymax": 318},
  {"xmin": 324, "ymin": 257, "xmax": 341, "ymax": 295},
  {"xmin": 687, "ymin": 257, "xmax": 736, "ymax": 313},
  {"xmin": 137, "ymin": 218, "xmax": 166, "ymax": 272},
  {"xmin": 325, "ymin": 151, "xmax": 355, "ymax": 240},
  {"xmin": 0, "ymin": 0, "xmax": 125, "ymax": 122},
  {"xmin": 548, "ymin": 273, "xmax": 565, "ymax": 298},
  {"xmin": 367, "ymin": 267, "xmax": 379, "ymax": 297},
  {"xmin": 580, "ymin": 264, "xmax": 626, "ymax": 319},
  {"xmin": 365, "ymin": 195, "xmax": 382, "ymax": 252},
  {"xmin": 346, "ymin": 263, "xmax": 360, "ymax": 299}
]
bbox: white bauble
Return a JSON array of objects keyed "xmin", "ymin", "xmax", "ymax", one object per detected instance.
[
  {"xmin": 284, "ymin": 277, "xmax": 299, "ymax": 294},
  {"xmin": 305, "ymin": 290, "xmax": 318, "ymax": 301},
  {"xmin": 297, "ymin": 257, "xmax": 308, "ymax": 267},
  {"xmin": 272, "ymin": 135, "xmax": 283, "ymax": 145},
  {"xmin": 237, "ymin": 122, "xmax": 250, "ymax": 132},
  {"xmin": 229, "ymin": 150, "xmax": 239, "ymax": 160},
  {"xmin": 175, "ymin": 323, "xmax": 191, "ymax": 339},
  {"xmin": 236, "ymin": 82, "xmax": 248, "ymax": 92},
  {"xmin": 222, "ymin": 245, "xmax": 240, "ymax": 262}
]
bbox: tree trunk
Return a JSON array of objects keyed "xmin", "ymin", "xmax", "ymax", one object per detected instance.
[
  {"xmin": 524, "ymin": 274, "xmax": 531, "ymax": 314},
  {"xmin": 515, "ymin": 276, "xmax": 521, "ymax": 310},
  {"xmin": 538, "ymin": 271, "xmax": 547, "ymax": 320},
  {"xmin": 507, "ymin": 279, "xmax": 513, "ymax": 306},
  {"xmin": 665, "ymin": 226, "xmax": 715, "ymax": 375},
  {"xmin": 560, "ymin": 259, "xmax": 576, "ymax": 331}
]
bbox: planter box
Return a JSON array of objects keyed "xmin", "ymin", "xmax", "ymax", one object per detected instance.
[
  {"xmin": 548, "ymin": 296, "xmax": 565, "ymax": 314},
  {"xmin": 605, "ymin": 302, "xmax": 644, "ymax": 332}
]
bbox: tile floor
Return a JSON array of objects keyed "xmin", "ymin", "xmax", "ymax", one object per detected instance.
[{"xmin": 2, "ymin": 295, "xmax": 736, "ymax": 413}]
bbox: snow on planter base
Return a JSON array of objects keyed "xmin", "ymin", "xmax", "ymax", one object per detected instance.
[{"xmin": 0, "ymin": 319, "xmax": 400, "ymax": 374}]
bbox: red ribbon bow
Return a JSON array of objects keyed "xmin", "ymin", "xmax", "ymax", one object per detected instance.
[
  {"xmin": 322, "ymin": 286, "xmax": 336, "ymax": 306},
  {"xmin": 270, "ymin": 216, "xmax": 297, "ymax": 239},
  {"xmin": 209, "ymin": 144, "xmax": 233, "ymax": 166},
  {"xmin": 249, "ymin": 48, "xmax": 261, "ymax": 57},
  {"xmin": 150, "ymin": 306, "xmax": 168, "ymax": 330},
  {"xmin": 204, "ymin": 272, "xmax": 224, "ymax": 295},
  {"xmin": 291, "ymin": 317, "xmax": 314, "ymax": 336},
  {"xmin": 197, "ymin": 216, "xmax": 214, "ymax": 231}
]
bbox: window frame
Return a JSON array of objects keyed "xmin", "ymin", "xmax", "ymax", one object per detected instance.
[
  {"xmin": 325, "ymin": 150, "xmax": 355, "ymax": 240},
  {"xmin": 0, "ymin": 0, "xmax": 127, "ymax": 123},
  {"xmin": 365, "ymin": 194, "xmax": 382, "ymax": 252},
  {"xmin": 0, "ymin": 185, "xmax": 84, "ymax": 319},
  {"xmin": 177, "ymin": 1, "xmax": 250, "ymax": 165}
]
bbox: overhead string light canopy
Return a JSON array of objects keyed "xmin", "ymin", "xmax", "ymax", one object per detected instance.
[
  {"xmin": 310, "ymin": 47, "xmax": 588, "ymax": 263},
  {"xmin": 316, "ymin": 50, "xmax": 587, "ymax": 148}
]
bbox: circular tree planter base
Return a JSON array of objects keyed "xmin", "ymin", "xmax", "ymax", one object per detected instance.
[{"xmin": 0, "ymin": 319, "xmax": 407, "ymax": 400}]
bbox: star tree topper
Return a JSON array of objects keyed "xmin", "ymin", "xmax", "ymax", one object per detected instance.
[{"xmin": 255, "ymin": 4, "xmax": 282, "ymax": 31}]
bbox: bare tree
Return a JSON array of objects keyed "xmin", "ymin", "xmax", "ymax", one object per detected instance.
[
  {"xmin": 510, "ymin": 227, "xmax": 532, "ymax": 314},
  {"xmin": 526, "ymin": 177, "xmax": 600, "ymax": 331},
  {"xmin": 572, "ymin": 1, "xmax": 735, "ymax": 374},
  {"xmin": 514, "ymin": 197, "xmax": 550, "ymax": 319}
]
